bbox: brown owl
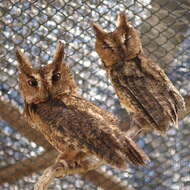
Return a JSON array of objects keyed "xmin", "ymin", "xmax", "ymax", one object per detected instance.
[
  {"xmin": 16, "ymin": 41, "xmax": 149, "ymax": 174},
  {"xmin": 92, "ymin": 12, "xmax": 185, "ymax": 132}
]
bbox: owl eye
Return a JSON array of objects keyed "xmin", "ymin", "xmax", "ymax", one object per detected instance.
[
  {"xmin": 28, "ymin": 79, "xmax": 38, "ymax": 87},
  {"xmin": 102, "ymin": 43, "xmax": 112, "ymax": 49},
  {"xmin": 102, "ymin": 44, "xmax": 110, "ymax": 49},
  {"xmin": 52, "ymin": 72, "xmax": 61, "ymax": 82}
]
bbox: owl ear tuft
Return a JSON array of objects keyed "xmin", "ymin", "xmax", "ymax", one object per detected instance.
[
  {"xmin": 15, "ymin": 48, "xmax": 33, "ymax": 74},
  {"xmin": 116, "ymin": 12, "xmax": 128, "ymax": 29},
  {"xmin": 92, "ymin": 22, "xmax": 107, "ymax": 39},
  {"xmin": 52, "ymin": 40, "xmax": 64, "ymax": 65}
]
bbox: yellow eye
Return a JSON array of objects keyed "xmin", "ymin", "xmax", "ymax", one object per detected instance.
[
  {"xmin": 52, "ymin": 73, "xmax": 61, "ymax": 82},
  {"xmin": 28, "ymin": 79, "xmax": 38, "ymax": 87}
]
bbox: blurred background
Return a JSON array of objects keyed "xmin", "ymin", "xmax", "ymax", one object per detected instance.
[{"xmin": 0, "ymin": 0, "xmax": 190, "ymax": 189}]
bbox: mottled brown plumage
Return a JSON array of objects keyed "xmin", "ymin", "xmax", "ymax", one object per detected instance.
[
  {"xmin": 92, "ymin": 12, "xmax": 185, "ymax": 132},
  {"xmin": 16, "ymin": 41, "xmax": 149, "ymax": 173}
]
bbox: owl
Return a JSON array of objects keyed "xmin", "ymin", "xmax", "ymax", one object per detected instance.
[
  {"xmin": 92, "ymin": 12, "xmax": 185, "ymax": 133},
  {"xmin": 16, "ymin": 41, "xmax": 149, "ymax": 174}
]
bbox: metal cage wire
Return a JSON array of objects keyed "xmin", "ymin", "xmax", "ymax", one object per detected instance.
[{"xmin": 0, "ymin": 0, "xmax": 190, "ymax": 189}]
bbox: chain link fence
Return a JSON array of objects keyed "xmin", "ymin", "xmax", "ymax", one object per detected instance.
[{"xmin": 0, "ymin": 0, "xmax": 190, "ymax": 189}]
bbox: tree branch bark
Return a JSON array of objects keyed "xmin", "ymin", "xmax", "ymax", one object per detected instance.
[
  {"xmin": 83, "ymin": 169, "xmax": 134, "ymax": 190},
  {"xmin": 0, "ymin": 149, "xmax": 58, "ymax": 184}
]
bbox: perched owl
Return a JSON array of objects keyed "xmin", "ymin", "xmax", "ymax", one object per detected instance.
[
  {"xmin": 92, "ymin": 12, "xmax": 185, "ymax": 132},
  {"xmin": 16, "ymin": 41, "xmax": 149, "ymax": 172}
]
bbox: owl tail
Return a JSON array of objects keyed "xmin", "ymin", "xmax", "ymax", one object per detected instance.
[
  {"xmin": 91, "ymin": 128, "xmax": 149, "ymax": 168},
  {"xmin": 156, "ymin": 90, "xmax": 185, "ymax": 132},
  {"xmin": 168, "ymin": 90, "xmax": 186, "ymax": 126},
  {"xmin": 110, "ymin": 129, "xmax": 149, "ymax": 166},
  {"xmin": 120, "ymin": 136, "xmax": 150, "ymax": 166},
  {"xmin": 96, "ymin": 136, "xmax": 149, "ymax": 168}
]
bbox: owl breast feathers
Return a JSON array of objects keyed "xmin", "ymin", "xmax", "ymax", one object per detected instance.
[
  {"xmin": 16, "ymin": 41, "xmax": 149, "ymax": 169},
  {"xmin": 92, "ymin": 12, "xmax": 185, "ymax": 132}
]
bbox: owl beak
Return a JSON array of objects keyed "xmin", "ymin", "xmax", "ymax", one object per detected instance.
[{"xmin": 45, "ymin": 89, "xmax": 52, "ymax": 101}]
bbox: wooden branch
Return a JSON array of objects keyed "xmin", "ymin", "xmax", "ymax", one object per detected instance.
[
  {"xmin": 33, "ymin": 158, "xmax": 103, "ymax": 190},
  {"xmin": 34, "ymin": 165, "xmax": 60, "ymax": 190},
  {"xmin": 0, "ymin": 149, "xmax": 58, "ymax": 184},
  {"xmin": 83, "ymin": 169, "xmax": 134, "ymax": 190},
  {"xmin": 0, "ymin": 98, "xmax": 53, "ymax": 150}
]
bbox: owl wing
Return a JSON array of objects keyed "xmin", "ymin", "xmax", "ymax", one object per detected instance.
[
  {"xmin": 118, "ymin": 69, "xmax": 164, "ymax": 131},
  {"xmin": 117, "ymin": 55, "xmax": 185, "ymax": 131},
  {"xmin": 69, "ymin": 96, "xmax": 120, "ymax": 125},
  {"xmin": 139, "ymin": 55, "xmax": 185, "ymax": 113},
  {"xmin": 35, "ymin": 98, "xmax": 149, "ymax": 168}
]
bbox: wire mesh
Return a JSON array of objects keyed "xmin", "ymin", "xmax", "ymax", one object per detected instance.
[{"xmin": 0, "ymin": 0, "xmax": 190, "ymax": 189}]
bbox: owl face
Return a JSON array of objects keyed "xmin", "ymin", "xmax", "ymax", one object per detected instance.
[
  {"xmin": 92, "ymin": 12, "xmax": 142, "ymax": 68},
  {"xmin": 16, "ymin": 41, "xmax": 77, "ymax": 104}
]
